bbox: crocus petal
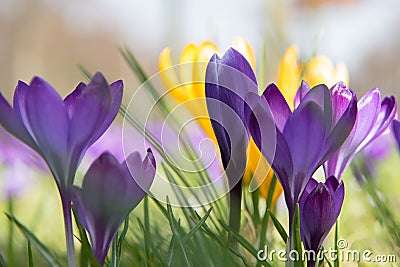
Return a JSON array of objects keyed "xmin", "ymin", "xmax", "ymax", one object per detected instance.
[
  {"xmin": 232, "ymin": 37, "xmax": 256, "ymax": 71},
  {"xmin": 261, "ymin": 83, "xmax": 291, "ymax": 132},
  {"xmin": 123, "ymin": 149, "xmax": 156, "ymax": 208},
  {"xmin": 293, "ymin": 81, "xmax": 311, "ymax": 109},
  {"xmin": 330, "ymin": 82, "xmax": 353, "ymax": 125},
  {"xmin": 68, "ymin": 73, "xmax": 111, "ymax": 152},
  {"xmin": 0, "ymin": 92, "xmax": 37, "ymax": 149},
  {"xmin": 300, "ymin": 84, "xmax": 333, "ymax": 133},
  {"xmin": 356, "ymin": 95, "xmax": 396, "ymax": 154},
  {"xmin": 24, "ymin": 77, "xmax": 69, "ymax": 183},
  {"xmin": 392, "ymin": 120, "xmax": 400, "ymax": 152},
  {"xmin": 283, "ymin": 102, "xmax": 327, "ymax": 198},
  {"xmin": 92, "ymin": 79, "xmax": 123, "ymax": 142}
]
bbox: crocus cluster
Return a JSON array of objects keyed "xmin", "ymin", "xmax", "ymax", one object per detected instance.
[
  {"xmin": 0, "ymin": 72, "xmax": 157, "ymax": 266},
  {"xmin": 205, "ymin": 48, "xmax": 396, "ymax": 263}
]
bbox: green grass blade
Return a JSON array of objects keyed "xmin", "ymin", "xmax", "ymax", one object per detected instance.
[
  {"xmin": 0, "ymin": 253, "xmax": 6, "ymax": 267},
  {"xmin": 183, "ymin": 208, "xmax": 212, "ymax": 242},
  {"xmin": 267, "ymin": 209, "xmax": 288, "ymax": 243},
  {"xmin": 5, "ymin": 213, "xmax": 61, "ymax": 267},
  {"xmin": 219, "ymin": 220, "xmax": 273, "ymax": 267},
  {"xmin": 77, "ymin": 64, "xmax": 93, "ymax": 80},
  {"xmin": 28, "ymin": 241, "xmax": 33, "ymax": 267}
]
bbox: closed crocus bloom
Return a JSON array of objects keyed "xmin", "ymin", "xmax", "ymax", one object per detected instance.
[
  {"xmin": 300, "ymin": 176, "xmax": 344, "ymax": 267},
  {"xmin": 277, "ymin": 45, "xmax": 349, "ymax": 109},
  {"xmin": 160, "ymin": 39, "xmax": 283, "ymax": 204},
  {"xmin": 249, "ymin": 82, "xmax": 357, "ymax": 227},
  {"xmin": 73, "ymin": 150, "xmax": 156, "ymax": 265},
  {"xmin": 323, "ymin": 83, "xmax": 396, "ymax": 179}
]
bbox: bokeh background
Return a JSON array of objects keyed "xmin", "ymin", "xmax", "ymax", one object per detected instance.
[{"xmin": 1, "ymin": 0, "xmax": 400, "ymax": 265}]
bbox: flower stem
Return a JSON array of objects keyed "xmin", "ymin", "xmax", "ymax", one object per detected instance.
[
  {"xmin": 228, "ymin": 179, "xmax": 242, "ymax": 246},
  {"xmin": 61, "ymin": 194, "xmax": 76, "ymax": 267}
]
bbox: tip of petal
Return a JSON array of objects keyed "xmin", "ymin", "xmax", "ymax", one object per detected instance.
[{"xmin": 146, "ymin": 148, "xmax": 156, "ymax": 169}]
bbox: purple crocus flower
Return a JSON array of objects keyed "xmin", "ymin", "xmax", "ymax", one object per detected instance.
[
  {"xmin": 0, "ymin": 72, "xmax": 122, "ymax": 265},
  {"xmin": 392, "ymin": 120, "xmax": 400, "ymax": 152},
  {"xmin": 323, "ymin": 83, "xmax": 396, "ymax": 179},
  {"xmin": 205, "ymin": 47, "xmax": 258, "ymax": 175},
  {"xmin": 0, "ymin": 72, "xmax": 122, "ymax": 193},
  {"xmin": 73, "ymin": 150, "xmax": 156, "ymax": 265},
  {"xmin": 249, "ymin": 82, "xmax": 356, "ymax": 226},
  {"xmin": 300, "ymin": 176, "xmax": 344, "ymax": 267}
]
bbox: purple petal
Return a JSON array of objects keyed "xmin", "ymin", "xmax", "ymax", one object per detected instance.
[
  {"xmin": 392, "ymin": 120, "xmax": 400, "ymax": 152},
  {"xmin": 64, "ymin": 82, "xmax": 86, "ymax": 118},
  {"xmin": 332, "ymin": 181, "xmax": 344, "ymax": 219},
  {"xmin": 300, "ymin": 183, "xmax": 336, "ymax": 252},
  {"xmin": 330, "ymin": 82, "xmax": 352, "ymax": 126},
  {"xmin": 123, "ymin": 149, "xmax": 156, "ymax": 208},
  {"xmin": 322, "ymin": 93, "xmax": 357, "ymax": 177},
  {"xmin": 0, "ymin": 92, "xmax": 37, "ymax": 149},
  {"xmin": 356, "ymin": 95, "xmax": 396, "ymax": 154},
  {"xmin": 301, "ymin": 84, "xmax": 332, "ymax": 133},
  {"xmin": 294, "ymin": 81, "xmax": 311, "ymax": 108},
  {"xmin": 68, "ymin": 73, "xmax": 111, "ymax": 153},
  {"xmin": 261, "ymin": 83, "xmax": 291, "ymax": 132},
  {"xmin": 24, "ymin": 77, "xmax": 69, "ymax": 183},
  {"xmin": 91, "ymin": 79, "xmax": 123, "ymax": 142},
  {"xmin": 283, "ymin": 102, "xmax": 327, "ymax": 199}
]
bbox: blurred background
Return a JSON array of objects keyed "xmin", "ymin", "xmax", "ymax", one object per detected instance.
[
  {"xmin": 1, "ymin": 0, "xmax": 400, "ymax": 265},
  {"xmin": 1, "ymin": 0, "xmax": 400, "ymax": 99}
]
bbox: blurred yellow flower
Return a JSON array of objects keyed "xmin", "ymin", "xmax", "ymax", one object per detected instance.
[
  {"xmin": 277, "ymin": 45, "xmax": 349, "ymax": 109},
  {"xmin": 159, "ymin": 38, "xmax": 282, "ymax": 205}
]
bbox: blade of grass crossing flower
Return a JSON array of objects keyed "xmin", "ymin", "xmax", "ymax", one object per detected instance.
[
  {"xmin": 267, "ymin": 209, "xmax": 288, "ymax": 243},
  {"xmin": 117, "ymin": 217, "xmax": 129, "ymax": 259},
  {"xmin": 28, "ymin": 241, "xmax": 33, "ymax": 267},
  {"xmin": 4, "ymin": 213, "xmax": 61, "ymax": 267},
  {"xmin": 287, "ymin": 204, "xmax": 303, "ymax": 267}
]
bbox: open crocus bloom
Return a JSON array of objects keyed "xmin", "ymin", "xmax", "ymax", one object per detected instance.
[
  {"xmin": 322, "ymin": 83, "xmax": 396, "ymax": 179},
  {"xmin": 300, "ymin": 176, "xmax": 344, "ymax": 257},
  {"xmin": 0, "ymin": 72, "xmax": 123, "ymax": 194},
  {"xmin": 248, "ymin": 82, "xmax": 357, "ymax": 225},
  {"xmin": 73, "ymin": 150, "xmax": 156, "ymax": 265}
]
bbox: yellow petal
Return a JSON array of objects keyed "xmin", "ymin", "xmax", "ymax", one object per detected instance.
[
  {"xmin": 159, "ymin": 48, "xmax": 188, "ymax": 103},
  {"xmin": 192, "ymin": 41, "xmax": 219, "ymax": 99},
  {"xmin": 277, "ymin": 45, "xmax": 301, "ymax": 109},
  {"xmin": 179, "ymin": 43, "xmax": 198, "ymax": 98},
  {"xmin": 232, "ymin": 37, "xmax": 256, "ymax": 71},
  {"xmin": 303, "ymin": 55, "xmax": 336, "ymax": 88},
  {"xmin": 334, "ymin": 62, "xmax": 350, "ymax": 86},
  {"xmin": 243, "ymin": 139, "xmax": 283, "ymax": 204}
]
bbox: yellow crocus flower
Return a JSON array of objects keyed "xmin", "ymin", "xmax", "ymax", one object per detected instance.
[
  {"xmin": 159, "ymin": 38, "xmax": 283, "ymax": 206},
  {"xmin": 277, "ymin": 45, "xmax": 350, "ymax": 109}
]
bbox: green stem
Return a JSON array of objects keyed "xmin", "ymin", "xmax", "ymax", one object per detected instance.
[
  {"xmin": 61, "ymin": 194, "xmax": 76, "ymax": 267},
  {"xmin": 228, "ymin": 179, "xmax": 243, "ymax": 247},
  {"xmin": 7, "ymin": 197, "xmax": 14, "ymax": 267}
]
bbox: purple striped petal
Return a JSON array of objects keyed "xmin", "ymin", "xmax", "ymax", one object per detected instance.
[
  {"xmin": 261, "ymin": 83, "xmax": 291, "ymax": 132},
  {"xmin": 294, "ymin": 81, "xmax": 311, "ymax": 108}
]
